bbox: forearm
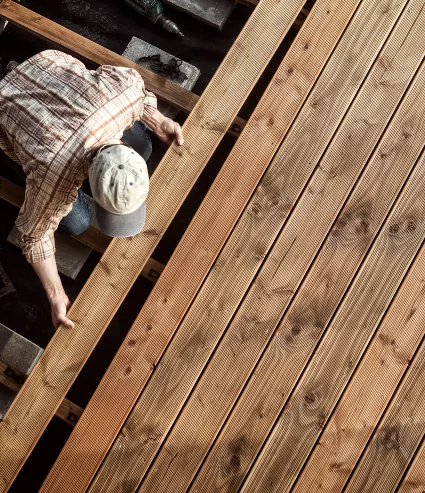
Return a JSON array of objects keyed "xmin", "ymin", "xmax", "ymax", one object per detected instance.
[
  {"xmin": 32, "ymin": 255, "xmax": 74, "ymax": 329},
  {"xmin": 141, "ymin": 107, "xmax": 165, "ymax": 131},
  {"xmin": 32, "ymin": 255, "xmax": 65, "ymax": 302}
]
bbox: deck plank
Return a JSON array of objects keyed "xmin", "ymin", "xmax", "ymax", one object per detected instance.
[
  {"xmin": 343, "ymin": 307, "xmax": 425, "ymax": 492},
  {"xmin": 5, "ymin": 2, "xmax": 309, "ymax": 493},
  {"xmin": 0, "ymin": 362, "xmax": 83, "ymax": 427},
  {"xmin": 398, "ymin": 438, "xmax": 425, "ymax": 492}
]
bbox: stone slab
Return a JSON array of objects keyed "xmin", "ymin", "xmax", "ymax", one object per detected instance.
[
  {"xmin": 163, "ymin": 0, "xmax": 235, "ymax": 30},
  {"xmin": 123, "ymin": 36, "xmax": 200, "ymax": 119},
  {"xmin": 7, "ymin": 226, "xmax": 92, "ymax": 280},
  {"xmin": 0, "ymin": 323, "xmax": 43, "ymax": 376},
  {"xmin": 0, "ymin": 383, "xmax": 16, "ymax": 420}
]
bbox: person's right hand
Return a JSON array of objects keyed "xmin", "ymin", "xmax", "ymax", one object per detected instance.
[{"xmin": 50, "ymin": 293, "xmax": 74, "ymax": 329}]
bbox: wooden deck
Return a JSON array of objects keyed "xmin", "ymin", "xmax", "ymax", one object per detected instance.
[{"xmin": 0, "ymin": 0, "xmax": 425, "ymax": 491}]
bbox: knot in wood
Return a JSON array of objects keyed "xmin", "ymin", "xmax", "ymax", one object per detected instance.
[
  {"xmin": 381, "ymin": 427, "xmax": 400, "ymax": 451},
  {"xmin": 304, "ymin": 391, "xmax": 316, "ymax": 405}
]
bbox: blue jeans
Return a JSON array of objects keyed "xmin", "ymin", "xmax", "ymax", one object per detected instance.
[{"xmin": 1, "ymin": 121, "xmax": 152, "ymax": 237}]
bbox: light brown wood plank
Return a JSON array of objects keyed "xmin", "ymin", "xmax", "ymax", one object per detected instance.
[
  {"xmin": 0, "ymin": 2, "xmax": 306, "ymax": 492},
  {"xmin": 86, "ymin": 1, "xmax": 419, "ymax": 491},
  {"xmin": 398, "ymin": 439, "xmax": 425, "ymax": 492},
  {"xmin": 0, "ymin": 0, "xmax": 246, "ymax": 136},
  {"xmin": 0, "ymin": 362, "xmax": 83, "ymax": 427},
  {"xmin": 343, "ymin": 310, "xmax": 425, "ymax": 493},
  {"xmin": 293, "ymin": 214, "xmax": 425, "ymax": 493},
  {"xmin": 0, "ymin": 177, "xmax": 163, "ymax": 283},
  {"xmin": 135, "ymin": 6, "xmax": 425, "ymax": 492},
  {"xmin": 239, "ymin": 72, "xmax": 425, "ymax": 493}
]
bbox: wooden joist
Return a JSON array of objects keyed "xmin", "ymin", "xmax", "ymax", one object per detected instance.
[
  {"xmin": 0, "ymin": 0, "xmax": 307, "ymax": 490},
  {"xmin": 39, "ymin": 0, "xmax": 362, "ymax": 491},
  {"xmin": 109, "ymin": 3, "xmax": 424, "ymax": 491},
  {"xmin": 0, "ymin": 0, "xmax": 246, "ymax": 137},
  {"xmin": 0, "ymin": 177, "xmax": 164, "ymax": 283},
  {"xmin": 0, "ymin": 362, "xmax": 83, "ymax": 427}
]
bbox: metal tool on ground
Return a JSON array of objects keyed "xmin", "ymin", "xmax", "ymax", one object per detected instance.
[{"xmin": 124, "ymin": 0, "xmax": 185, "ymax": 38}]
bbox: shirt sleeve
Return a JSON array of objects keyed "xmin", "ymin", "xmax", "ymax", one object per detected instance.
[
  {"xmin": 16, "ymin": 172, "xmax": 76, "ymax": 264},
  {"xmin": 127, "ymin": 68, "xmax": 158, "ymax": 117}
]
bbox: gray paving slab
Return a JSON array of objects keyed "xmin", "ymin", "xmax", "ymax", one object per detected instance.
[
  {"xmin": 7, "ymin": 226, "xmax": 92, "ymax": 280},
  {"xmin": 0, "ymin": 383, "xmax": 16, "ymax": 420},
  {"xmin": 123, "ymin": 36, "xmax": 200, "ymax": 119},
  {"xmin": 0, "ymin": 323, "xmax": 43, "ymax": 376},
  {"xmin": 163, "ymin": 0, "xmax": 235, "ymax": 29}
]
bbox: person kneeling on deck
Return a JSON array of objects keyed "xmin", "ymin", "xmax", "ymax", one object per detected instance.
[{"xmin": 0, "ymin": 50, "xmax": 184, "ymax": 329}]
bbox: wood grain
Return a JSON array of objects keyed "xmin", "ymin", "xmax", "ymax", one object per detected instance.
[
  {"xmin": 0, "ymin": 0, "xmax": 246, "ymax": 136},
  {"xmin": 398, "ymin": 438, "xmax": 425, "ymax": 492},
  {"xmin": 0, "ymin": 362, "xmax": 83, "ymax": 427},
  {"xmin": 24, "ymin": 2, "xmax": 307, "ymax": 493},
  {"xmin": 344, "ymin": 318, "xmax": 425, "ymax": 493},
  {"xmin": 240, "ymin": 69, "xmax": 425, "ymax": 493},
  {"xmin": 85, "ymin": 1, "xmax": 420, "ymax": 492},
  {"xmin": 293, "ymin": 206, "xmax": 425, "ymax": 493},
  {"xmin": 0, "ymin": 177, "xmax": 163, "ymax": 283}
]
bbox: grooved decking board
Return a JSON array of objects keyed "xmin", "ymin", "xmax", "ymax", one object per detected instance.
[
  {"xmin": 0, "ymin": 177, "xmax": 163, "ymax": 283},
  {"xmin": 398, "ymin": 440, "xmax": 425, "ymax": 492},
  {"xmin": 0, "ymin": 362, "xmax": 83, "ymax": 427},
  {"xmin": 0, "ymin": 1, "xmax": 300, "ymax": 489},
  {"xmin": 135, "ymin": 6, "xmax": 425, "ymax": 492},
  {"xmin": 292, "ymin": 222, "xmax": 425, "ymax": 493},
  {"xmin": 239, "ymin": 86, "xmax": 425, "ymax": 493},
  {"xmin": 0, "ymin": 0, "xmax": 246, "ymax": 136},
  {"xmin": 38, "ymin": 0, "xmax": 339, "ymax": 488},
  {"xmin": 342, "ymin": 297, "xmax": 425, "ymax": 492}
]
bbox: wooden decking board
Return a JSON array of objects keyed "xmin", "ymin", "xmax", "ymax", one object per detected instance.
[
  {"xmin": 0, "ymin": 177, "xmax": 163, "ymax": 283},
  {"xmin": 0, "ymin": 362, "xmax": 83, "ymax": 427},
  {"xmin": 81, "ymin": 0, "xmax": 403, "ymax": 489},
  {"xmin": 23, "ymin": 2, "xmax": 308, "ymax": 492},
  {"xmin": 342, "ymin": 300, "xmax": 425, "ymax": 492},
  {"xmin": 136, "ymin": 7, "xmax": 425, "ymax": 492},
  {"xmin": 238, "ymin": 86, "xmax": 425, "ymax": 493},
  {"xmin": 292, "ymin": 215, "xmax": 425, "ymax": 493},
  {"xmin": 0, "ymin": 0, "xmax": 246, "ymax": 136},
  {"xmin": 398, "ymin": 438, "xmax": 425, "ymax": 492}
]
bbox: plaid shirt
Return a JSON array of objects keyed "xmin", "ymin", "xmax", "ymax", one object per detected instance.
[{"xmin": 0, "ymin": 50, "xmax": 157, "ymax": 263}]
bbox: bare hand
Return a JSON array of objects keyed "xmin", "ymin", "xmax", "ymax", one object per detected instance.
[
  {"xmin": 50, "ymin": 294, "xmax": 74, "ymax": 329},
  {"xmin": 154, "ymin": 116, "xmax": 184, "ymax": 146}
]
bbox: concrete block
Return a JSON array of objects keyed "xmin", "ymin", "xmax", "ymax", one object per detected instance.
[
  {"xmin": 0, "ymin": 383, "xmax": 16, "ymax": 420},
  {"xmin": 0, "ymin": 323, "xmax": 43, "ymax": 376},
  {"xmin": 162, "ymin": 0, "xmax": 235, "ymax": 30},
  {"xmin": 8, "ymin": 226, "xmax": 92, "ymax": 280},
  {"xmin": 123, "ymin": 37, "xmax": 200, "ymax": 119}
]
